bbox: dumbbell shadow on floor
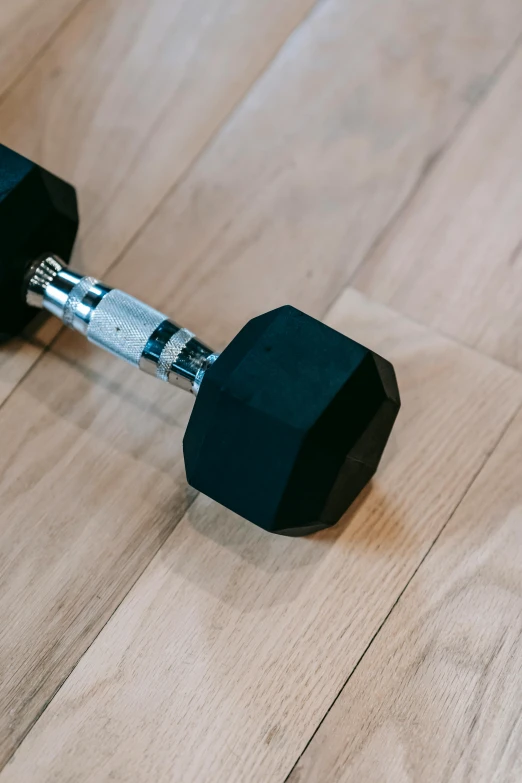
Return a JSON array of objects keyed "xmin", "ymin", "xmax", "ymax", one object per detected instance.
[{"xmin": 0, "ymin": 143, "xmax": 400, "ymax": 536}]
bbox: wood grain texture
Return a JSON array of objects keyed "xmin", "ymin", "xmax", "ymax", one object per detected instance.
[
  {"xmin": 288, "ymin": 408, "xmax": 522, "ymax": 783},
  {"xmin": 0, "ymin": 330, "xmax": 196, "ymax": 767},
  {"xmin": 105, "ymin": 0, "xmax": 522, "ymax": 347},
  {"xmin": 0, "ymin": 0, "xmax": 82, "ymax": 97},
  {"xmin": 2, "ymin": 0, "xmax": 522, "ymax": 403},
  {"xmin": 0, "ymin": 0, "xmax": 319, "ymax": 404},
  {"xmin": 1, "ymin": 289, "xmax": 520, "ymax": 783},
  {"xmin": 2, "ymin": 1, "xmax": 522, "ymax": 778},
  {"xmin": 354, "ymin": 45, "xmax": 522, "ymax": 371}
]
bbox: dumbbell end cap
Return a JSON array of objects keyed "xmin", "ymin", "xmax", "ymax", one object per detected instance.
[{"xmin": 0, "ymin": 144, "xmax": 79, "ymax": 340}]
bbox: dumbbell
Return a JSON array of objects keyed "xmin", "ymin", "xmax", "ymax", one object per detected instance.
[{"xmin": 0, "ymin": 143, "xmax": 400, "ymax": 536}]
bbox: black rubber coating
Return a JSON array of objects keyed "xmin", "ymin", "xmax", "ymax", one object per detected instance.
[
  {"xmin": 0, "ymin": 144, "xmax": 79, "ymax": 340},
  {"xmin": 183, "ymin": 305, "xmax": 400, "ymax": 536}
]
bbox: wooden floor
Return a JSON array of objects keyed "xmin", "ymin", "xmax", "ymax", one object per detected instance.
[{"xmin": 1, "ymin": 1, "xmax": 522, "ymax": 780}]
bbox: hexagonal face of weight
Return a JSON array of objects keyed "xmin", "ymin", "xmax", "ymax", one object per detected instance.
[
  {"xmin": 183, "ymin": 306, "xmax": 400, "ymax": 536},
  {"xmin": 0, "ymin": 144, "xmax": 79, "ymax": 340}
]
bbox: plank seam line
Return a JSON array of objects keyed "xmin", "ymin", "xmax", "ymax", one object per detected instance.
[
  {"xmin": 342, "ymin": 284, "xmax": 522, "ymax": 380},
  {"xmin": 342, "ymin": 28, "xmax": 522, "ymax": 311},
  {"xmin": 0, "ymin": 0, "xmax": 335, "ymax": 767},
  {"xmin": 283, "ymin": 398, "xmax": 522, "ymax": 782},
  {"xmin": 0, "ymin": 0, "xmax": 92, "ymax": 110},
  {"xmin": 0, "ymin": 483, "xmax": 201, "ymax": 772},
  {"xmin": 3, "ymin": 251, "xmax": 522, "ymax": 426},
  {"xmin": 4, "ymin": 6, "xmax": 522, "ymax": 408},
  {"xmin": 1, "ymin": 8, "xmax": 522, "ymax": 769},
  {"xmin": 80, "ymin": 0, "xmax": 331, "ymax": 287},
  {"xmin": 3, "ymin": 321, "xmax": 520, "ymax": 775},
  {"xmin": 0, "ymin": 0, "xmax": 329, "ymax": 409}
]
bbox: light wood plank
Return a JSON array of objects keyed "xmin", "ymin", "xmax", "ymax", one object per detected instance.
[
  {"xmin": 106, "ymin": 0, "xmax": 522, "ymax": 348},
  {"xmin": 0, "ymin": 0, "xmax": 82, "ymax": 97},
  {"xmin": 354, "ymin": 44, "xmax": 522, "ymax": 371},
  {"xmin": 2, "ymin": 0, "xmax": 522, "ymax": 402},
  {"xmin": 0, "ymin": 317, "xmax": 63, "ymax": 407},
  {"xmin": 0, "ymin": 332, "xmax": 196, "ymax": 767},
  {"xmin": 0, "ymin": 0, "xmax": 319, "ymax": 404},
  {"xmin": 288, "ymin": 407, "xmax": 522, "ymax": 783},
  {"xmin": 2, "ymin": 289, "xmax": 520, "ymax": 783},
  {"xmin": 2, "ymin": 0, "xmax": 522, "ymax": 773}
]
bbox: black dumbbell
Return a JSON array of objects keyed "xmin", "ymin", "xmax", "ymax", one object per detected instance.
[{"xmin": 1, "ymin": 143, "xmax": 400, "ymax": 536}]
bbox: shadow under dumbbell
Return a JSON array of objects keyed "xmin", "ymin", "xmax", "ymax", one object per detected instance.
[
  {"xmin": 174, "ymin": 480, "xmax": 410, "ymax": 609},
  {"xmin": 50, "ymin": 332, "xmax": 189, "ymax": 428},
  {"xmin": 10, "ymin": 324, "xmax": 193, "ymax": 502}
]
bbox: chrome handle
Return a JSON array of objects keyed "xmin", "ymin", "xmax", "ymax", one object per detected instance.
[{"xmin": 26, "ymin": 255, "xmax": 217, "ymax": 394}]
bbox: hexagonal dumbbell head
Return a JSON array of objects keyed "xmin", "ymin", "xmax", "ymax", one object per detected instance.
[
  {"xmin": 0, "ymin": 144, "xmax": 79, "ymax": 340},
  {"xmin": 184, "ymin": 306, "xmax": 400, "ymax": 535}
]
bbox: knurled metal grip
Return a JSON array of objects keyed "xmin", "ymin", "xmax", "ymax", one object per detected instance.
[{"xmin": 26, "ymin": 255, "xmax": 217, "ymax": 394}]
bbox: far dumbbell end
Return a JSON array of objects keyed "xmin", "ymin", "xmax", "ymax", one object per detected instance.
[
  {"xmin": 0, "ymin": 144, "xmax": 79, "ymax": 340},
  {"xmin": 183, "ymin": 305, "xmax": 400, "ymax": 536}
]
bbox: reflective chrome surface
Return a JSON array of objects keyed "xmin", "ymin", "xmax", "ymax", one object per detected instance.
[
  {"xmin": 140, "ymin": 319, "xmax": 181, "ymax": 377},
  {"xmin": 26, "ymin": 255, "xmax": 217, "ymax": 395},
  {"xmin": 193, "ymin": 352, "xmax": 219, "ymax": 395},
  {"xmin": 25, "ymin": 255, "xmax": 65, "ymax": 309}
]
